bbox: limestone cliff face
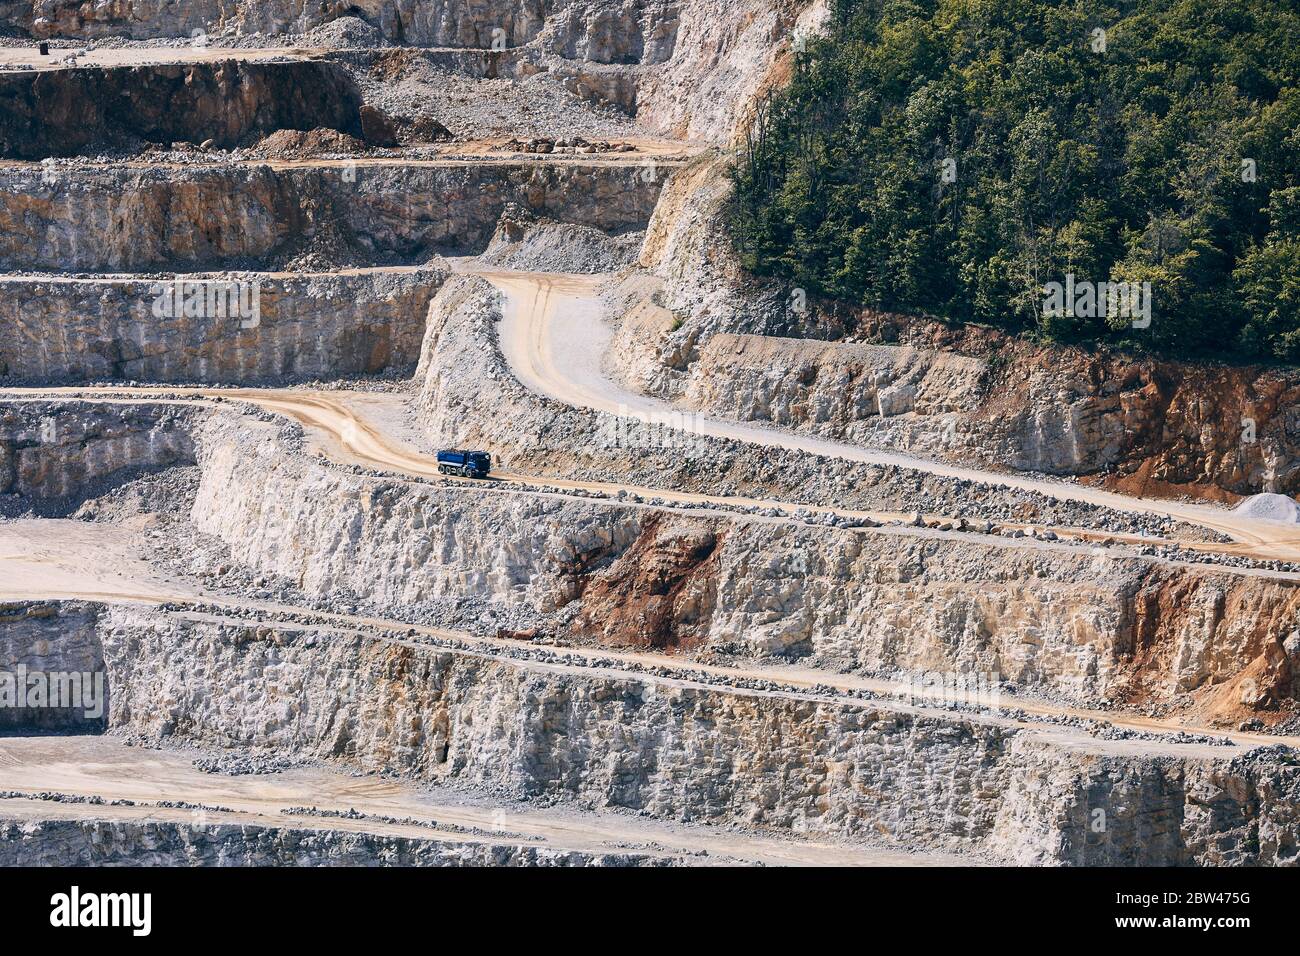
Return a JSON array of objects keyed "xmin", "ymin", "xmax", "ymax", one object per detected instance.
[
  {"xmin": 635, "ymin": 0, "xmax": 825, "ymax": 141},
  {"xmin": 193, "ymin": 411, "xmax": 645, "ymax": 615},
  {"xmin": 0, "ymin": 602, "xmax": 105, "ymax": 730},
  {"xmin": 4, "ymin": 600, "xmax": 1298, "ymax": 864},
  {"xmin": 400, "ymin": 278, "xmax": 1298, "ymax": 712},
  {"xmin": 0, "ymin": 162, "xmax": 665, "ymax": 272},
  {"xmin": 0, "ymin": 818, "xmax": 666, "ymax": 865},
  {"xmin": 0, "ymin": 59, "xmax": 364, "ymax": 159},
  {"xmin": 669, "ymin": 323, "xmax": 1300, "ymax": 500},
  {"xmin": 0, "ymin": 401, "xmax": 194, "ymax": 506},
  {"xmin": 986, "ymin": 736, "xmax": 1300, "ymax": 866},
  {"xmin": 1, "ymin": 0, "xmax": 681, "ymax": 64},
  {"xmin": 190, "ymin": 408, "xmax": 1300, "ymax": 710},
  {"xmin": 0, "ymin": 269, "xmax": 445, "ymax": 384},
  {"xmin": 680, "ymin": 333, "xmax": 988, "ymax": 447}
]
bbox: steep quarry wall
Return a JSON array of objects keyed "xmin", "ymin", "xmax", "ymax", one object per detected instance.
[
  {"xmin": 3, "ymin": 600, "xmax": 1297, "ymax": 865},
  {"xmin": 635, "ymin": 0, "xmax": 823, "ymax": 141},
  {"xmin": 0, "ymin": 816, "xmax": 667, "ymax": 865},
  {"xmin": 189, "ymin": 408, "xmax": 1300, "ymax": 710},
  {"xmin": 0, "ymin": 400, "xmax": 193, "ymax": 508},
  {"xmin": 0, "ymin": 0, "xmax": 681, "ymax": 65},
  {"xmin": 0, "ymin": 59, "xmax": 364, "ymax": 159},
  {"xmin": 192, "ymin": 412, "xmax": 643, "ymax": 615},
  {"xmin": 0, "ymin": 268, "xmax": 445, "ymax": 384},
  {"xmin": 0, "ymin": 0, "xmax": 821, "ymax": 141},
  {"xmin": 0, "ymin": 602, "xmax": 105, "ymax": 730},
  {"xmin": 670, "ymin": 326, "xmax": 1300, "ymax": 502},
  {"xmin": 0, "ymin": 162, "xmax": 666, "ymax": 272},
  {"xmin": 681, "ymin": 333, "xmax": 988, "ymax": 443},
  {"xmin": 942, "ymin": 337, "xmax": 1300, "ymax": 501}
]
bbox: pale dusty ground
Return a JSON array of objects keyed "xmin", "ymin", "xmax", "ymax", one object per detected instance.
[
  {"xmin": 0, "ymin": 267, "xmax": 434, "ymax": 283},
  {"xmin": 2, "ymin": 152, "xmax": 696, "ymax": 170},
  {"xmin": 0, "ymin": 45, "xmax": 324, "ymax": 71},
  {"xmin": 0, "ymin": 518, "xmax": 193, "ymax": 605}
]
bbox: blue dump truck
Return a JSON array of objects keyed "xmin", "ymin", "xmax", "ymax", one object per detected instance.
[{"xmin": 436, "ymin": 448, "xmax": 492, "ymax": 479}]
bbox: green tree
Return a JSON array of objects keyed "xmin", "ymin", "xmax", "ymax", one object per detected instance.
[{"xmin": 732, "ymin": 0, "xmax": 1300, "ymax": 362}]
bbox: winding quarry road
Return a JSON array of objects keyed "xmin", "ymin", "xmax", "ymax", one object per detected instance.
[
  {"xmin": 489, "ymin": 270, "xmax": 1300, "ymax": 560},
  {"xmin": 0, "ymin": 6, "xmax": 1293, "ymax": 872}
]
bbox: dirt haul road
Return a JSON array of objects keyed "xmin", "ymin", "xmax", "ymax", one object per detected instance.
[
  {"xmin": 4, "ymin": 382, "xmax": 1295, "ymax": 570},
  {"xmin": 7, "ymin": 269, "xmax": 1288, "ymax": 559},
  {"xmin": 5, "ymin": 376, "xmax": 1300, "ymax": 570},
  {"xmin": 1, "ymin": 734, "xmax": 945, "ymax": 867},
  {"xmin": 0, "ymin": 46, "xmax": 327, "ymax": 71},
  {"xmin": 485, "ymin": 269, "xmax": 1300, "ymax": 562}
]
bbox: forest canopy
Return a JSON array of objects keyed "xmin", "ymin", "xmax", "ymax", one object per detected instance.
[{"xmin": 731, "ymin": 0, "xmax": 1300, "ymax": 361}]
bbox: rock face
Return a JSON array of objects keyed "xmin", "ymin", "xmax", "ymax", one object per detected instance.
[
  {"xmin": 0, "ymin": 817, "xmax": 669, "ymax": 866},
  {"xmin": 0, "ymin": 59, "xmax": 365, "ymax": 159},
  {"xmin": 0, "ymin": 401, "xmax": 194, "ymax": 508},
  {"xmin": 0, "ymin": 0, "xmax": 682, "ymax": 65},
  {"xmin": 192, "ymin": 411, "xmax": 644, "ymax": 616},
  {"xmin": 635, "ymin": 0, "xmax": 824, "ymax": 141},
  {"xmin": 680, "ymin": 333, "xmax": 987, "ymax": 442},
  {"xmin": 189, "ymin": 407, "xmax": 1300, "ymax": 710},
  {"xmin": 0, "ymin": 0, "xmax": 819, "ymax": 141},
  {"xmin": 0, "ymin": 269, "xmax": 445, "ymax": 384},
  {"xmin": 0, "ymin": 602, "xmax": 105, "ymax": 731},
  {"xmin": 666, "ymin": 324, "xmax": 1300, "ymax": 500},
  {"xmin": 3, "ymin": 600, "xmax": 1298, "ymax": 865},
  {"xmin": 0, "ymin": 162, "xmax": 667, "ymax": 272}
]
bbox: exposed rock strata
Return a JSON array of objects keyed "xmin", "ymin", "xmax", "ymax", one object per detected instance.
[
  {"xmin": 0, "ymin": 59, "xmax": 365, "ymax": 159},
  {"xmin": 2, "ymin": 600, "xmax": 1297, "ymax": 865},
  {"xmin": 0, "ymin": 162, "xmax": 665, "ymax": 272},
  {"xmin": 668, "ymin": 324, "xmax": 1300, "ymax": 501},
  {"xmin": 0, "ymin": 0, "xmax": 816, "ymax": 141},
  {"xmin": 0, "ymin": 602, "xmax": 105, "ymax": 730},
  {"xmin": 0, "ymin": 268, "xmax": 445, "ymax": 384},
  {"xmin": 190, "ymin": 408, "xmax": 1300, "ymax": 710},
  {"xmin": 0, "ymin": 400, "xmax": 193, "ymax": 507},
  {"xmin": 634, "ymin": 0, "xmax": 824, "ymax": 141}
]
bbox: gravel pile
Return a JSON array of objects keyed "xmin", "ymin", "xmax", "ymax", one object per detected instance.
[
  {"xmin": 481, "ymin": 210, "xmax": 643, "ymax": 273},
  {"xmin": 353, "ymin": 54, "xmax": 640, "ymax": 142},
  {"xmin": 1233, "ymin": 493, "xmax": 1300, "ymax": 524},
  {"xmin": 192, "ymin": 753, "xmax": 299, "ymax": 776}
]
